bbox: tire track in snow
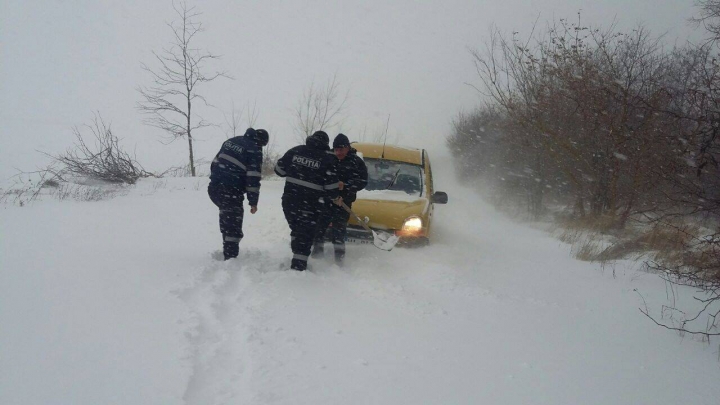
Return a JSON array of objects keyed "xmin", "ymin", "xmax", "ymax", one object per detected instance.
[
  {"xmin": 174, "ymin": 246, "xmax": 469, "ymax": 403},
  {"xmin": 175, "ymin": 249, "xmax": 282, "ymax": 405}
]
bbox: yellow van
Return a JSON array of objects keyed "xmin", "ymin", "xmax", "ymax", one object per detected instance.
[{"xmin": 346, "ymin": 143, "xmax": 448, "ymax": 246}]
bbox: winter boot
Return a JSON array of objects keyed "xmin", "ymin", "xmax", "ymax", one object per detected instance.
[
  {"xmin": 334, "ymin": 243, "xmax": 346, "ymax": 266},
  {"xmin": 223, "ymin": 241, "xmax": 239, "ymax": 261},
  {"xmin": 291, "ymin": 256, "xmax": 307, "ymax": 271}
]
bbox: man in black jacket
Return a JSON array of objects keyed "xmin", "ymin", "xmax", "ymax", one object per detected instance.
[
  {"xmin": 208, "ymin": 128, "xmax": 269, "ymax": 260},
  {"xmin": 274, "ymin": 131, "xmax": 342, "ymax": 271},
  {"xmin": 313, "ymin": 133, "xmax": 368, "ymax": 264}
]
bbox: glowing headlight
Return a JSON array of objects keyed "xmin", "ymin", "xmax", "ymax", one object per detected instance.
[{"xmin": 402, "ymin": 216, "xmax": 423, "ymax": 232}]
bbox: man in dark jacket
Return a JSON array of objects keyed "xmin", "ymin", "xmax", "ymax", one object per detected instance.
[
  {"xmin": 313, "ymin": 133, "xmax": 368, "ymax": 264},
  {"xmin": 275, "ymin": 131, "xmax": 341, "ymax": 271},
  {"xmin": 208, "ymin": 128, "xmax": 269, "ymax": 260}
]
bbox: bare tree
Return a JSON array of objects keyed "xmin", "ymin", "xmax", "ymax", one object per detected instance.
[
  {"xmin": 260, "ymin": 139, "xmax": 281, "ymax": 178},
  {"xmin": 293, "ymin": 74, "xmax": 349, "ymax": 142},
  {"xmin": 466, "ymin": 18, "xmax": 680, "ymax": 223},
  {"xmin": 137, "ymin": 2, "xmax": 229, "ymax": 177},
  {"xmin": 692, "ymin": 0, "xmax": 720, "ymax": 45},
  {"xmin": 223, "ymin": 100, "xmax": 259, "ymax": 139},
  {"xmin": 624, "ymin": 6, "xmax": 720, "ymax": 337}
]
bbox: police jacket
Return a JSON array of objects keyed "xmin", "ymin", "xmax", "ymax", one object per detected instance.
[
  {"xmin": 274, "ymin": 135, "xmax": 340, "ymax": 202},
  {"xmin": 335, "ymin": 148, "xmax": 368, "ymax": 203},
  {"xmin": 209, "ymin": 131, "xmax": 263, "ymax": 206}
]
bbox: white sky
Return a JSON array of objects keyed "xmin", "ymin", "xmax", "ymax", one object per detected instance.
[{"xmin": 0, "ymin": 0, "xmax": 702, "ymax": 182}]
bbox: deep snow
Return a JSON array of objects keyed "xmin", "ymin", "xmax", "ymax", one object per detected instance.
[{"xmin": 1, "ymin": 167, "xmax": 719, "ymax": 404}]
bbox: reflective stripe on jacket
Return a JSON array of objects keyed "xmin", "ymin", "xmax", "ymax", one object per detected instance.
[{"xmin": 209, "ymin": 135, "xmax": 263, "ymax": 206}]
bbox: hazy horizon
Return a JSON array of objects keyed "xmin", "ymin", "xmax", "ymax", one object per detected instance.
[{"xmin": 0, "ymin": 0, "xmax": 702, "ymax": 183}]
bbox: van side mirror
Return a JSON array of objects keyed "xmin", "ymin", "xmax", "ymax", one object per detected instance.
[{"xmin": 431, "ymin": 191, "xmax": 448, "ymax": 204}]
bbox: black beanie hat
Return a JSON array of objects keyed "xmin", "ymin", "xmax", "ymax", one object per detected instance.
[
  {"xmin": 333, "ymin": 133, "xmax": 350, "ymax": 148},
  {"xmin": 255, "ymin": 129, "xmax": 269, "ymax": 147},
  {"xmin": 312, "ymin": 130, "xmax": 329, "ymax": 146},
  {"xmin": 245, "ymin": 127, "xmax": 269, "ymax": 147}
]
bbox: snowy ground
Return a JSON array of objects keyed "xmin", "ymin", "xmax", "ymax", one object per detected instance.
[{"xmin": 1, "ymin": 165, "xmax": 719, "ymax": 405}]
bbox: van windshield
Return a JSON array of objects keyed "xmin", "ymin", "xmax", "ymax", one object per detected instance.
[{"xmin": 364, "ymin": 158, "xmax": 423, "ymax": 196}]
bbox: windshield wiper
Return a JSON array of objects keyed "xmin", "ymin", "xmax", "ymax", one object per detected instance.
[{"xmin": 384, "ymin": 169, "xmax": 401, "ymax": 190}]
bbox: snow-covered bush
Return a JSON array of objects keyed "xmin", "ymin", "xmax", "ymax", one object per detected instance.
[{"xmin": 48, "ymin": 113, "xmax": 154, "ymax": 185}]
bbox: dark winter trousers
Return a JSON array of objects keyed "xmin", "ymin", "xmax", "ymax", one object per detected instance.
[
  {"xmin": 314, "ymin": 201, "xmax": 351, "ymax": 261},
  {"xmin": 282, "ymin": 195, "xmax": 322, "ymax": 271},
  {"xmin": 208, "ymin": 183, "xmax": 245, "ymax": 260}
]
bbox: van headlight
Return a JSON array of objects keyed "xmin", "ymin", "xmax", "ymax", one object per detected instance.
[{"xmin": 402, "ymin": 216, "xmax": 423, "ymax": 233}]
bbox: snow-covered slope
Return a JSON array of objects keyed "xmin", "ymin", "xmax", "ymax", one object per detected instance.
[{"xmin": 1, "ymin": 167, "xmax": 719, "ymax": 404}]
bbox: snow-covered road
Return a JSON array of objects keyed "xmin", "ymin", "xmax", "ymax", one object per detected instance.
[{"xmin": 2, "ymin": 166, "xmax": 719, "ymax": 404}]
